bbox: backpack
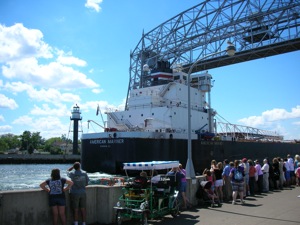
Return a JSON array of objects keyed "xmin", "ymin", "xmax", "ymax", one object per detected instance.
[{"xmin": 234, "ymin": 169, "xmax": 243, "ymax": 181}]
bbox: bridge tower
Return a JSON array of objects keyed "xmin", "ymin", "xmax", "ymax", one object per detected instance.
[{"xmin": 70, "ymin": 104, "xmax": 82, "ymax": 155}]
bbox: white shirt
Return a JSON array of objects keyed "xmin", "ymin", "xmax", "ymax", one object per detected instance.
[{"xmin": 261, "ymin": 163, "xmax": 269, "ymax": 173}]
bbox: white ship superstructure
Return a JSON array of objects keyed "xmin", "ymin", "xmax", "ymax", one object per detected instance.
[{"xmin": 105, "ymin": 68, "xmax": 214, "ymax": 140}]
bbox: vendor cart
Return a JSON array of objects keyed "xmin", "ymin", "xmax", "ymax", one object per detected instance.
[{"xmin": 113, "ymin": 161, "xmax": 181, "ymax": 225}]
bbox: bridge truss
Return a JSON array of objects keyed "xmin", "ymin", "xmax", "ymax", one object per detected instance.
[
  {"xmin": 216, "ymin": 122, "xmax": 284, "ymax": 141},
  {"xmin": 126, "ymin": 0, "xmax": 300, "ymax": 140}
]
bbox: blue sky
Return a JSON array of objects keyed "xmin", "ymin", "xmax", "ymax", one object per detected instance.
[{"xmin": 0, "ymin": 0, "xmax": 299, "ymax": 141}]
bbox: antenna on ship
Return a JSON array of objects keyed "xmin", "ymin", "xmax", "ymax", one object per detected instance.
[{"xmin": 69, "ymin": 104, "xmax": 83, "ymax": 155}]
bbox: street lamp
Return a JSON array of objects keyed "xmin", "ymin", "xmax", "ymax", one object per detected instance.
[{"xmin": 185, "ymin": 41, "xmax": 236, "ymax": 178}]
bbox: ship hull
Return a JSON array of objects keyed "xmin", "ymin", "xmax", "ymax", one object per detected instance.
[{"xmin": 81, "ymin": 137, "xmax": 300, "ymax": 174}]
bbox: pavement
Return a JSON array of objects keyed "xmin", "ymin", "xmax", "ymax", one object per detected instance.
[{"xmin": 102, "ymin": 186, "xmax": 300, "ymax": 225}]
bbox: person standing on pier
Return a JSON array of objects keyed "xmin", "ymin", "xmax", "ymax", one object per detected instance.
[
  {"xmin": 67, "ymin": 162, "xmax": 90, "ymax": 225},
  {"xmin": 40, "ymin": 168, "xmax": 73, "ymax": 225},
  {"xmin": 222, "ymin": 159, "xmax": 232, "ymax": 202},
  {"xmin": 261, "ymin": 159, "xmax": 270, "ymax": 192},
  {"xmin": 229, "ymin": 160, "xmax": 245, "ymax": 205}
]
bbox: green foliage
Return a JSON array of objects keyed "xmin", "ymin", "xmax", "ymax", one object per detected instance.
[
  {"xmin": 0, "ymin": 131, "xmax": 73, "ymax": 154},
  {"xmin": 0, "ymin": 134, "xmax": 20, "ymax": 151},
  {"xmin": 0, "ymin": 138, "xmax": 9, "ymax": 152}
]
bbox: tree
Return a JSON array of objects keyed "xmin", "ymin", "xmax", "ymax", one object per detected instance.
[
  {"xmin": 19, "ymin": 131, "xmax": 43, "ymax": 154},
  {"xmin": 0, "ymin": 138, "xmax": 9, "ymax": 153},
  {"xmin": 0, "ymin": 134, "xmax": 21, "ymax": 151}
]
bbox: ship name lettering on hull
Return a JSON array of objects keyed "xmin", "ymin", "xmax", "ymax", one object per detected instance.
[{"xmin": 90, "ymin": 139, "xmax": 124, "ymax": 144}]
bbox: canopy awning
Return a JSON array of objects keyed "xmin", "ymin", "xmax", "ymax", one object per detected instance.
[{"xmin": 123, "ymin": 161, "xmax": 179, "ymax": 170}]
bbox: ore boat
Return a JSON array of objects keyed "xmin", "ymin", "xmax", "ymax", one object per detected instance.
[{"xmin": 81, "ymin": 62, "xmax": 299, "ymax": 174}]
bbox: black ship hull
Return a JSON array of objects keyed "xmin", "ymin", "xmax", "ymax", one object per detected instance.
[{"xmin": 81, "ymin": 137, "xmax": 300, "ymax": 174}]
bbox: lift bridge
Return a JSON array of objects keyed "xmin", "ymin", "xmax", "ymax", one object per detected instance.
[{"xmin": 126, "ymin": 0, "xmax": 300, "ymax": 141}]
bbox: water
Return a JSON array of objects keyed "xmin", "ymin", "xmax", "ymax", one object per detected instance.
[{"xmin": 0, "ymin": 164, "xmax": 116, "ymax": 191}]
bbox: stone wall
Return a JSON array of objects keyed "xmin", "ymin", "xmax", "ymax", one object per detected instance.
[{"xmin": 0, "ymin": 177, "xmax": 205, "ymax": 225}]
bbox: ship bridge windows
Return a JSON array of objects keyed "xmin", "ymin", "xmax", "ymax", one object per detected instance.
[{"xmin": 173, "ymin": 73, "xmax": 187, "ymax": 83}]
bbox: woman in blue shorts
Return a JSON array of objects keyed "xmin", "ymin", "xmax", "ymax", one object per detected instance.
[{"xmin": 40, "ymin": 168, "xmax": 73, "ymax": 225}]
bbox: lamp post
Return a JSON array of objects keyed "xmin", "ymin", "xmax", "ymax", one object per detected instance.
[{"xmin": 185, "ymin": 41, "xmax": 236, "ymax": 178}]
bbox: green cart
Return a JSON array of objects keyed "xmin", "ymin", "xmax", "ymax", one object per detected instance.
[{"xmin": 113, "ymin": 161, "xmax": 181, "ymax": 225}]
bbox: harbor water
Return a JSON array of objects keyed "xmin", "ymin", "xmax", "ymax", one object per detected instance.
[{"xmin": 0, "ymin": 164, "xmax": 115, "ymax": 191}]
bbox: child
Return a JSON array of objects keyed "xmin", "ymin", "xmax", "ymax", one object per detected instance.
[{"xmin": 203, "ymin": 168, "xmax": 216, "ymax": 195}]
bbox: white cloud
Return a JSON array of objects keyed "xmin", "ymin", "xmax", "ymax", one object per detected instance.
[
  {"xmin": 12, "ymin": 115, "xmax": 69, "ymax": 139},
  {"xmin": 0, "ymin": 94, "xmax": 18, "ymax": 109},
  {"xmin": 238, "ymin": 105, "xmax": 300, "ymax": 127},
  {"xmin": 0, "ymin": 24, "xmax": 98, "ymax": 90},
  {"xmin": 3, "ymin": 82, "xmax": 81, "ymax": 105},
  {"xmin": 57, "ymin": 54, "xmax": 87, "ymax": 67},
  {"xmin": 0, "ymin": 115, "xmax": 4, "ymax": 122},
  {"xmin": 30, "ymin": 104, "xmax": 70, "ymax": 117},
  {"xmin": 27, "ymin": 88, "xmax": 81, "ymax": 104},
  {"xmin": 0, "ymin": 125, "xmax": 12, "ymax": 133},
  {"xmin": 85, "ymin": 0, "xmax": 103, "ymax": 12},
  {"xmin": 3, "ymin": 81, "xmax": 33, "ymax": 94},
  {"xmin": 2, "ymin": 58, "xmax": 98, "ymax": 89},
  {"xmin": 92, "ymin": 88, "xmax": 103, "ymax": 94},
  {"xmin": 12, "ymin": 115, "xmax": 33, "ymax": 125},
  {"xmin": 0, "ymin": 23, "xmax": 52, "ymax": 62}
]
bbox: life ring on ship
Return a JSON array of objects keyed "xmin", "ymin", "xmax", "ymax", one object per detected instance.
[
  {"xmin": 100, "ymin": 177, "xmax": 125, "ymax": 186},
  {"xmin": 100, "ymin": 178, "xmax": 114, "ymax": 186}
]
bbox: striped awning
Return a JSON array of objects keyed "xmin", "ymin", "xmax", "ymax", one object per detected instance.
[{"xmin": 123, "ymin": 161, "xmax": 179, "ymax": 170}]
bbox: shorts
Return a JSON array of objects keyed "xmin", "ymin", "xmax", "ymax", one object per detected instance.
[
  {"xmin": 214, "ymin": 179, "xmax": 223, "ymax": 187},
  {"xmin": 285, "ymin": 171, "xmax": 291, "ymax": 180},
  {"xmin": 179, "ymin": 181, "xmax": 187, "ymax": 192},
  {"xmin": 49, "ymin": 196, "xmax": 66, "ymax": 207},
  {"xmin": 231, "ymin": 181, "xmax": 244, "ymax": 192},
  {"xmin": 70, "ymin": 193, "xmax": 87, "ymax": 209}
]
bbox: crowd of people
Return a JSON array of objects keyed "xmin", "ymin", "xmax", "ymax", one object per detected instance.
[{"xmin": 202, "ymin": 154, "xmax": 300, "ymax": 205}]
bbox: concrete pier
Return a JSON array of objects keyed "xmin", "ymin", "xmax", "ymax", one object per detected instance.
[
  {"xmin": 0, "ymin": 185, "xmax": 122, "ymax": 225},
  {"xmin": 0, "ymin": 177, "xmax": 201, "ymax": 225},
  {"xmin": 142, "ymin": 186, "xmax": 300, "ymax": 225},
  {"xmin": 2, "ymin": 176, "xmax": 297, "ymax": 225}
]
